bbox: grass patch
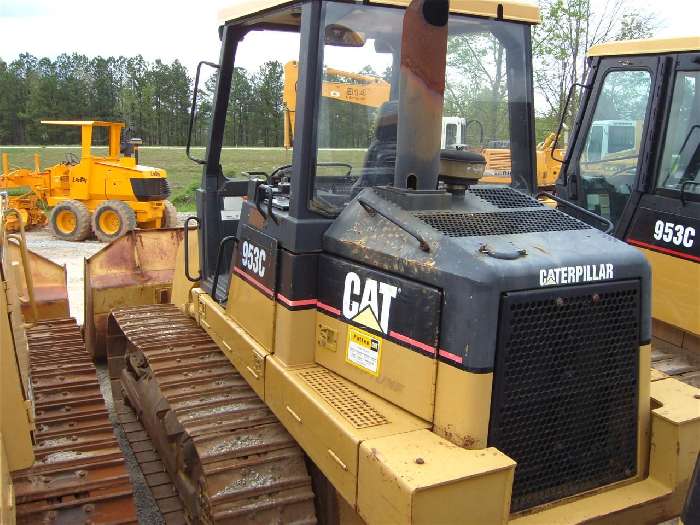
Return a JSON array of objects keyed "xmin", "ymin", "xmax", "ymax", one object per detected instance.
[{"xmin": 0, "ymin": 146, "xmax": 367, "ymax": 213}]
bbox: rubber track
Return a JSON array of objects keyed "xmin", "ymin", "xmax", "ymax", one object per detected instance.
[
  {"xmin": 11, "ymin": 318, "xmax": 137, "ymax": 524},
  {"xmin": 108, "ymin": 304, "xmax": 317, "ymax": 524}
]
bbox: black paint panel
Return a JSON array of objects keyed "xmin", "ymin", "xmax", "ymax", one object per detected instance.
[
  {"xmin": 277, "ymin": 250, "xmax": 319, "ymax": 306},
  {"xmin": 233, "ymin": 224, "xmax": 279, "ymax": 296},
  {"xmin": 627, "ymin": 207, "xmax": 700, "ymax": 262},
  {"xmin": 318, "ymin": 255, "xmax": 441, "ymax": 350}
]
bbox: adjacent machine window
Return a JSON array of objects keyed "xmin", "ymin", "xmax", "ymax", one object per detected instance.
[
  {"xmin": 309, "ymin": 2, "xmax": 533, "ymax": 214},
  {"xmin": 657, "ymin": 71, "xmax": 700, "ymax": 196},
  {"xmin": 577, "ymin": 69, "xmax": 652, "ymax": 223}
]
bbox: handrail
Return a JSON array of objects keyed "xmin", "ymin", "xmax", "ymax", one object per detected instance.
[
  {"xmin": 184, "ymin": 216, "xmax": 202, "ymax": 282},
  {"xmin": 1, "ymin": 207, "xmax": 39, "ymax": 321},
  {"xmin": 537, "ymin": 191, "xmax": 614, "ymax": 234}
]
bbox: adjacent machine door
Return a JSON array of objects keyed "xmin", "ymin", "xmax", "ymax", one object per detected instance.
[{"xmin": 558, "ymin": 51, "xmax": 700, "ymax": 338}]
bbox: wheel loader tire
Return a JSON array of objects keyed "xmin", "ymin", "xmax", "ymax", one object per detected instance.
[
  {"xmin": 162, "ymin": 200, "xmax": 178, "ymax": 228},
  {"xmin": 92, "ymin": 200, "xmax": 137, "ymax": 243},
  {"xmin": 49, "ymin": 200, "xmax": 91, "ymax": 241}
]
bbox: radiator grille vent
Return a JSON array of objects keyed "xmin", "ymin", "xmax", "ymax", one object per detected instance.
[
  {"xmin": 414, "ymin": 209, "xmax": 590, "ymax": 237},
  {"xmin": 468, "ymin": 187, "xmax": 542, "ymax": 208},
  {"xmin": 489, "ymin": 281, "xmax": 640, "ymax": 512}
]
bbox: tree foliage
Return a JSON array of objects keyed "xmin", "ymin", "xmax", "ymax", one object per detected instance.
[
  {"xmin": 0, "ymin": 54, "xmax": 287, "ymax": 148},
  {"xmin": 533, "ymin": 0, "xmax": 657, "ymax": 139}
]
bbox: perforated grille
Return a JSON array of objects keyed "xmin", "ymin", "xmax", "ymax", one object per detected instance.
[
  {"xmin": 414, "ymin": 209, "xmax": 590, "ymax": 237},
  {"xmin": 468, "ymin": 187, "xmax": 542, "ymax": 208},
  {"xmin": 489, "ymin": 281, "xmax": 640, "ymax": 512},
  {"xmin": 300, "ymin": 368, "xmax": 388, "ymax": 429}
]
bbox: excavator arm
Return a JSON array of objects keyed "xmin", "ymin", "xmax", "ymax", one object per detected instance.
[{"xmin": 283, "ymin": 61, "xmax": 391, "ymax": 148}]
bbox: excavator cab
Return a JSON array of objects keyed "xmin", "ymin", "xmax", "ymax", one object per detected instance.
[{"xmin": 105, "ymin": 2, "xmax": 699, "ymax": 523}]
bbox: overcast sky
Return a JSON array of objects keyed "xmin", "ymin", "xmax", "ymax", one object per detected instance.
[{"xmin": 1, "ymin": 0, "xmax": 699, "ymax": 75}]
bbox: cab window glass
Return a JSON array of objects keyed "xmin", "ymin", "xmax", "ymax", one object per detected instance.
[
  {"xmin": 445, "ymin": 123, "xmax": 458, "ymax": 147},
  {"xmin": 309, "ymin": 3, "xmax": 533, "ymax": 214},
  {"xmin": 658, "ymin": 71, "xmax": 700, "ymax": 195},
  {"xmin": 219, "ymin": 20, "xmax": 301, "ymax": 178},
  {"xmin": 578, "ymin": 69, "xmax": 651, "ymax": 223}
]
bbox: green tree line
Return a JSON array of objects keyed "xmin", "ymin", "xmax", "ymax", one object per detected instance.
[{"xmin": 0, "ymin": 53, "xmax": 288, "ymax": 147}]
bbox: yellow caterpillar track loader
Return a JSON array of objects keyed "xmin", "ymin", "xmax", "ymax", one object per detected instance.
[
  {"xmin": 0, "ymin": 120, "xmax": 177, "ymax": 242},
  {"xmin": 91, "ymin": 1, "xmax": 699, "ymax": 523},
  {"xmin": 555, "ymin": 37, "xmax": 700, "ymax": 387}
]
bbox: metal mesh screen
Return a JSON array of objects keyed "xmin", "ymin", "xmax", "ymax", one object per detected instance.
[
  {"xmin": 414, "ymin": 209, "xmax": 590, "ymax": 237},
  {"xmin": 468, "ymin": 187, "xmax": 542, "ymax": 208},
  {"xmin": 489, "ymin": 281, "xmax": 640, "ymax": 512}
]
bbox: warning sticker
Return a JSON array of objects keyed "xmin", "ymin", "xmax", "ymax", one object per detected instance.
[{"xmin": 346, "ymin": 326, "xmax": 382, "ymax": 376}]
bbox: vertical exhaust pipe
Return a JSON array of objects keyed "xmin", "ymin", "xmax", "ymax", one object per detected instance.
[{"xmin": 394, "ymin": 0, "xmax": 449, "ymax": 190}]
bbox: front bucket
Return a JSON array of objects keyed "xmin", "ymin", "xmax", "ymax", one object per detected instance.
[
  {"xmin": 84, "ymin": 228, "xmax": 183, "ymax": 360},
  {"xmin": 7, "ymin": 239, "xmax": 69, "ymax": 322}
]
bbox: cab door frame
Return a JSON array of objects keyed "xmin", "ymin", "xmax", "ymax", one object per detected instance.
[
  {"xmin": 626, "ymin": 52, "xmax": 700, "ymax": 263},
  {"xmin": 558, "ymin": 54, "xmax": 663, "ymax": 237}
]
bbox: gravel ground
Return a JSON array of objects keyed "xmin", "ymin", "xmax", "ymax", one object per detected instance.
[{"xmin": 96, "ymin": 363, "xmax": 165, "ymax": 524}]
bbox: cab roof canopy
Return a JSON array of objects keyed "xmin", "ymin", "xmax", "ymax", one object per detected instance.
[
  {"xmin": 588, "ymin": 36, "xmax": 700, "ymax": 57},
  {"xmin": 41, "ymin": 120, "xmax": 124, "ymax": 128},
  {"xmin": 218, "ymin": 0, "xmax": 540, "ymax": 26}
]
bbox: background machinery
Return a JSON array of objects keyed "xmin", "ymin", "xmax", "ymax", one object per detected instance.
[
  {"xmin": 99, "ymin": 1, "xmax": 697, "ymax": 523},
  {"xmin": 283, "ymin": 61, "xmax": 569, "ymax": 189},
  {"xmin": 555, "ymin": 37, "xmax": 700, "ymax": 387},
  {"xmin": 0, "ymin": 120, "xmax": 177, "ymax": 242}
]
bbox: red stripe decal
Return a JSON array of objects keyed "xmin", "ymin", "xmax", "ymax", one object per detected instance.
[
  {"xmin": 316, "ymin": 301, "xmax": 341, "ymax": 316},
  {"xmin": 389, "ymin": 331, "xmax": 436, "ymax": 354},
  {"xmin": 627, "ymin": 238, "xmax": 700, "ymax": 263},
  {"xmin": 234, "ymin": 267, "xmax": 273, "ymax": 297},
  {"xmin": 439, "ymin": 349, "xmax": 463, "ymax": 364},
  {"xmin": 276, "ymin": 294, "xmax": 317, "ymax": 308}
]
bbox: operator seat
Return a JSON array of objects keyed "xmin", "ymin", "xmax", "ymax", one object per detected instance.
[
  {"xmin": 363, "ymin": 100, "xmax": 398, "ymax": 170},
  {"xmin": 352, "ymin": 101, "xmax": 398, "ymax": 194}
]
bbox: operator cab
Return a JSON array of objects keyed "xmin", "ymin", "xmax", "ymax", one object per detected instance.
[
  {"xmin": 194, "ymin": 0, "xmax": 537, "ymax": 292},
  {"xmin": 557, "ymin": 37, "xmax": 700, "ymax": 232}
]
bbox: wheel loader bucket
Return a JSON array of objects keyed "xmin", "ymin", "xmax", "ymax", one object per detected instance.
[
  {"xmin": 84, "ymin": 228, "xmax": 184, "ymax": 360},
  {"xmin": 6, "ymin": 237, "xmax": 69, "ymax": 322}
]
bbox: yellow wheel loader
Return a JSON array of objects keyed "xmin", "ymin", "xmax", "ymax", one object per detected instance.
[{"xmin": 0, "ymin": 120, "xmax": 177, "ymax": 242}]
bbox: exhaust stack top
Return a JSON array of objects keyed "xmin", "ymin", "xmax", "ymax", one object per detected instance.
[{"xmin": 394, "ymin": 0, "xmax": 449, "ymax": 190}]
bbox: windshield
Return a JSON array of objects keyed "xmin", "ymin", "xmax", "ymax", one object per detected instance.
[
  {"xmin": 310, "ymin": 2, "xmax": 534, "ymax": 214},
  {"xmin": 658, "ymin": 70, "xmax": 700, "ymax": 196}
]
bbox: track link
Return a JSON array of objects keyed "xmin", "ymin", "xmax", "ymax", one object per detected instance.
[
  {"xmin": 11, "ymin": 318, "xmax": 137, "ymax": 524},
  {"xmin": 107, "ymin": 304, "xmax": 317, "ymax": 524}
]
